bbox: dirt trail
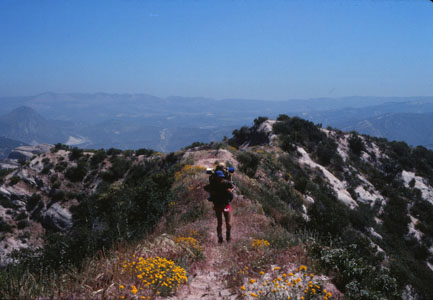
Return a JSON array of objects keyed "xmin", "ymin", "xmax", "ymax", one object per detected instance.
[
  {"xmin": 161, "ymin": 151, "xmax": 271, "ymax": 300},
  {"xmin": 160, "ymin": 151, "xmax": 341, "ymax": 300},
  {"xmin": 167, "ymin": 194, "xmax": 252, "ymax": 300}
]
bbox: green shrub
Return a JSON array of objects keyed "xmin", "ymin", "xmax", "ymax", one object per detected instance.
[
  {"xmin": 26, "ymin": 194, "xmax": 41, "ymax": 211},
  {"xmin": 90, "ymin": 149, "xmax": 106, "ymax": 167},
  {"xmin": 65, "ymin": 163, "xmax": 87, "ymax": 182},
  {"xmin": 54, "ymin": 161, "xmax": 68, "ymax": 172},
  {"xmin": 253, "ymin": 116, "xmax": 268, "ymax": 126},
  {"xmin": 69, "ymin": 147, "xmax": 83, "ymax": 161},
  {"xmin": 315, "ymin": 139, "xmax": 338, "ymax": 166},
  {"xmin": 382, "ymin": 195, "xmax": 410, "ymax": 240},
  {"xmin": 135, "ymin": 148, "xmax": 156, "ymax": 156},
  {"xmin": 0, "ymin": 169, "xmax": 12, "ymax": 185},
  {"xmin": 106, "ymin": 148, "xmax": 122, "ymax": 156},
  {"xmin": 236, "ymin": 151, "xmax": 260, "ymax": 177},
  {"xmin": 54, "ymin": 143, "xmax": 69, "ymax": 151},
  {"xmin": 273, "ymin": 116, "xmax": 325, "ymax": 151},
  {"xmin": 41, "ymin": 165, "xmax": 53, "ymax": 175},
  {"xmin": 17, "ymin": 220, "xmax": 29, "ymax": 229},
  {"xmin": 348, "ymin": 134, "xmax": 364, "ymax": 156},
  {"xmin": 229, "ymin": 121, "xmax": 269, "ymax": 147},
  {"xmin": 309, "ymin": 242, "xmax": 401, "ymax": 300},
  {"xmin": 264, "ymin": 225, "xmax": 298, "ymax": 249},
  {"xmin": 307, "ymin": 190, "xmax": 350, "ymax": 236},
  {"xmin": 0, "ymin": 217, "xmax": 13, "ymax": 233},
  {"xmin": 180, "ymin": 203, "xmax": 206, "ymax": 223},
  {"xmin": 276, "ymin": 114, "xmax": 290, "ymax": 121},
  {"xmin": 349, "ymin": 203, "xmax": 376, "ymax": 232},
  {"xmin": 279, "ymin": 135, "xmax": 296, "ymax": 152},
  {"xmin": 293, "ymin": 175, "xmax": 309, "ymax": 194},
  {"xmin": 9, "ymin": 176, "xmax": 20, "ymax": 186},
  {"xmin": 101, "ymin": 157, "xmax": 131, "ymax": 182}
]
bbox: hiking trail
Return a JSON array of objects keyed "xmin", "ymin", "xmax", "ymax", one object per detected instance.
[{"xmin": 163, "ymin": 151, "xmax": 272, "ymax": 300}]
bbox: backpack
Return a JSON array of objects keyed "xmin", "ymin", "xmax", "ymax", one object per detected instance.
[
  {"xmin": 204, "ymin": 166, "xmax": 235, "ymax": 202},
  {"xmin": 207, "ymin": 165, "xmax": 234, "ymax": 185}
]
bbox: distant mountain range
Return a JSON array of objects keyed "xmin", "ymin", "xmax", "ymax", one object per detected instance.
[
  {"xmin": 0, "ymin": 93, "xmax": 432, "ymax": 151},
  {"xmin": 339, "ymin": 112, "xmax": 433, "ymax": 148}
]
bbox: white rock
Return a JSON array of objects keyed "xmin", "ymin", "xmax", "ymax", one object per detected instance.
[
  {"xmin": 401, "ymin": 170, "xmax": 433, "ymax": 205},
  {"xmin": 297, "ymin": 147, "xmax": 358, "ymax": 208}
]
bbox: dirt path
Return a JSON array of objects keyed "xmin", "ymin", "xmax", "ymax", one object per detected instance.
[
  {"xmin": 167, "ymin": 198, "xmax": 248, "ymax": 300},
  {"xmin": 157, "ymin": 152, "xmax": 342, "ymax": 300},
  {"xmin": 163, "ymin": 155, "xmax": 270, "ymax": 300}
]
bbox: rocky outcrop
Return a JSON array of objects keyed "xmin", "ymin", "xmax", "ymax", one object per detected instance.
[
  {"xmin": 42, "ymin": 203, "xmax": 72, "ymax": 231},
  {"xmin": 8, "ymin": 144, "xmax": 53, "ymax": 161},
  {"xmin": 0, "ymin": 144, "xmax": 53, "ymax": 170},
  {"xmin": 0, "ymin": 147, "xmax": 85, "ymax": 258}
]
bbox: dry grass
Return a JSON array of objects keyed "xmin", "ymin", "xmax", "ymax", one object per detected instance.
[{"xmin": 3, "ymin": 148, "xmax": 342, "ymax": 299}]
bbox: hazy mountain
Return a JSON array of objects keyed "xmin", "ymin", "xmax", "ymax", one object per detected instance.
[
  {"xmin": 336, "ymin": 112, "xmax": 433, "ymax": 148},
  {"xmin": 0, "ymin": 136, "xmax": 27, "ymax": 160},
  {"xmin": 1, "ymin": 93, "xmax": 433, "ymax": 151},
  {"xmin": 291, "ymin": 100, "xmax": 433, "ymax": 148},
  {"xmin": 1, "ymin": 93, "xmax": 431, "ymax": 124},
  {"xmin": 0, "ymin": 106, "xmax": 74, "ymax": 145},
  {"xmin": 303, "ymin": 99, "xmax": 433, "ymax": 126}
]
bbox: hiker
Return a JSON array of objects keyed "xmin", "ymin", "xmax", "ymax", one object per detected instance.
[
  {"xmin": 204, "ymin": 166, "xmax": 234, "ymax": 243},
  {"xmin": 211, "ymin": 170, "xmax": 234, "ymax": 243}
]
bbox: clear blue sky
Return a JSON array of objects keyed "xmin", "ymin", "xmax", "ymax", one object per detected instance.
[{"xmin": 0, "ymin": 0, "xmax": 432, "ymax": 100}]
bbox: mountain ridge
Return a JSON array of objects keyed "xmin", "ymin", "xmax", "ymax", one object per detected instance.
[
  {"xmin": 1, "ymin": 116, "xmax": 433, "ymax": 299},
  {"xmin": 2, "ymin": 94, "xmax": 433, "ymax": 151}
]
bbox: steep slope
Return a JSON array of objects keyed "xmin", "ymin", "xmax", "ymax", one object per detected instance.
[
  {"xmin": 2, "ymin": 116, "xmax": 433, "ymax": 299},
  {"xmin": 0, "ymin": 145, "xmax": 341, "ymax": 300}
]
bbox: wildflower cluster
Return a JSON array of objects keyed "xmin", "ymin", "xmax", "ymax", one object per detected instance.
[
  {"xmin": 251, "ymin": 239, "xmax": 271, "ymax": 249},
  {"xmin": 174, "ymin": 165, "xmax": 206, "ymax": 181},
  {"xmin": 168, "ymin": 201, "xmax": 176, "ymax": 208},
  {"xmin": 120, "ymin": 255, "xmax": 188, "ymax": 299},
  {"xmin": 188, "ymin": 229, "xmax": 199, "ymax": 237},
  {"xmin": 240, "ymin": 265, "xmax": 332, "ymax": 300},
  {"xmin": 175, "ymin": 236, "xmax": 204, "ymax": 257},
  {"xmin": 238, "ymin": 266, "xmax": 250, "ymax": 275}
]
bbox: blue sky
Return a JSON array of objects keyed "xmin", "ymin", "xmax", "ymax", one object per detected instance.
[{"xmin": 0, "ymin": 0, "xmax": 432, "ymax": 100}]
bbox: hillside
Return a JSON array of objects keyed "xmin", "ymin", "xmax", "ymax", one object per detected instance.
[{"xmin": 1, "ymin": 116, "xmax": 433, "ymax": 299}]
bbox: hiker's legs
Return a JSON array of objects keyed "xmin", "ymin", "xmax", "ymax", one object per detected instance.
[
  {"xmin": 224, "ymin": 211, "xmax": 231, "ymax": 241},
  {"xmin": 215, "ymin": 208, "xmax": 223, "ymax": 242}
]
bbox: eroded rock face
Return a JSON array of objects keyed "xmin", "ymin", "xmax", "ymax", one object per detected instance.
[
  {"xmin": 0, "ymin": 146, "xmax": 79, "ymax": 258},
  {"xmin": 0, "ymin": 144, "xmax": 53, "ymax": 170},
  {"xmin": 8, "ymin": 144, "xmax": 53, "ymax": 161},
  {"xmin": 42, "ymin": 203, "xmax": 72, "ymax": 231}
]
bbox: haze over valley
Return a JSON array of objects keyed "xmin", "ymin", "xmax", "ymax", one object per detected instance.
[{"xmin": 1, "ymin": 93, "xmax": 433, "ymax": 156}]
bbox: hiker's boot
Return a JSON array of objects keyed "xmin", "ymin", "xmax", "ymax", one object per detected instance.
[
  {"xmin": 218, "ymin": 235, "xmax": 224, "ymax": 244},
  {"xmin": 226, "ymin": 231, "xmax": 231, "ymax": 242}
]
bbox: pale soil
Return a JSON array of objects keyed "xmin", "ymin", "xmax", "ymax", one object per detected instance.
[{"xmin": 164, "ymin": 191, "xmax": 269, "ymax": 300}]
